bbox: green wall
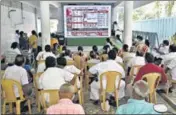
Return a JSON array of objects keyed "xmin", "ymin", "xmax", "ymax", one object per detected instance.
[{"xmin": 67, "ymin": 38, "xmax": 106, "ymax": 46}]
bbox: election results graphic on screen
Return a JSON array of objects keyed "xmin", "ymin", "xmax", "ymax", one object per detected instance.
[{"xmin": 64, "ymin": 5, "xmax": 111, "ymax": 38}]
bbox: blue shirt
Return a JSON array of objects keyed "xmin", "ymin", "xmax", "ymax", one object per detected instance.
[{"xmin": 116, "ymin": 99, "xmax": 159, "ymax": 114}]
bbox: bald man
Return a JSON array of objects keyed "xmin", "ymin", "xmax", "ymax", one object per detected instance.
[
  {"xmin": 47, "ymin": 83, "xmax": 85, "ymax": 114},
  {"xmin": 116, "ymin": 80, "xmax": 158, "ymax": 114}
]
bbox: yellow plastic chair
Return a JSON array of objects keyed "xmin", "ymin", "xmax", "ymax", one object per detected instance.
[
  {"xmin": 73, "ymin": 55, "xmax": 82, "ymax": 70},
  {"xmin": 41, "ymin": 89, "xmax": 59, "ymax": 112},
  {"xmin": 66, "ymin": 60, "xmax": 75, "ymax": 66},
  {"xmin": 85, "ymin": 62, "xmax": 96, "ymax": 90},
  {"xmin": 100, "ymin": 71, "xmax": 122, "ymax": 111},
  {"xmin": 1, "ymin": 79, "xmax": 32, "ymax": 114},
  {"xmin": 100, "ymin": 54, "xmax": 108, "ymax": 62},
  {"xmin": 142, "ymin": 73, "xmax": 161, "ymax": 104},
  {"xmin": 73, "ymin": 74, "xmax": 84, "ymax": 105},
  {"xmin": 33, "ymin": 72, "xmax": 43, "ymax": 112},
  {"xmin": 129, "ymin": 65, "xmax": 143, "ymax": 84}
]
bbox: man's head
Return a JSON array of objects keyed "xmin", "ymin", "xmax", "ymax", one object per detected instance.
[
  {"xmin": 78, "ymin": 46, "xmax": 83, "ymax": 52},
  {"xmin": 15, "ymin": 55, "xmax": 25, "ymax": 66},
  {"xmin": 169, "ymin": 45, "xmax": 176, "ymax": 53},
  {"xmin": 112, "ymin": 47, "xmax": 119, "ymax": 54},
  {"xmin": 145, "ymin": 53, "xmax": 154, "ymax": 63},
  {"xmin": 65, "ymin": 49, "xmax": 71, "ymax": 57},
  {"xmin": 90, "ymin": 51, "xmax": 96, "ymax": 59},
  {"xmin": 45, "ymin": 45, "xmax": 51, "ymax": 52},
  {"xmin": 38, "ymin": 32, "xmax": 42, "ymax": 37},
  {"xmin": 59, "ymin": 83, "xmax": 75, "ymax": 99},
  {"xmin": 20, "ymin": 31, "xmax": 24, "ymax": 37},
  {"xmin": 31, "ymin": 30, "xmax": 36, "ymax": 35},
  {"xmin": 45, "ymin": 56, "xmax": 56, "ymax": 69},
  {"xmin": 145, "ymin": 40, "xmax": 150, "ymax": 47},
  {"xmin": 106, "ymin": 38, "xmax": 110, "ymax": 43},
  {"xmin": 163, "ymin": 40, "xmax": 169, "ymax": 46},
  {"xmin": 137, "ymin": 36, "xmax": 143, "ymax": 41},
  {"xmin": 136, "ymin": 51, "xmax": 144, "ymax": 57},
  {"xmin": 16, "ymin": 30, "xmax": 19, "ymax": 34},
  {"xmin": 108, "ymin": 50, "xmax": 116, "ymax": 60},
  {"xmin": 103, "ymin": 45, "xmax": 110, "ymax": 54},
  {"xmin": 11, "ymin": 42, "xmax": 18, "ymax": 49},
  {"xmin": 92, "ymin": 45, "xmax": 98, "ymax": 52},
  {"xmin": 132, "ymin": 80, "xmax": 149, "ymax": 100},
  {"xmin": 123, "ymin": 44, "xmax": 129, "ymax": 52},
  {"xmin": 57, "ymin": 57, "xmax": 67, "ymax": 67},
  {"xmin": 51, "ymin": 33, "xmax": 55, "ymax": 38}
]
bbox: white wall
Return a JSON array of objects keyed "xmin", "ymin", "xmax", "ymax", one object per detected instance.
[{"xmin": 1, "ymin": 4, "xmax": 36, "ymax": 54}]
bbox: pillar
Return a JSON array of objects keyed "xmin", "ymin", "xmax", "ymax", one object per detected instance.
[
  {"xmin": 123, "ymin": 1, "xmax": 133, "ymax": 48},
  {"xmin": 57, "ymin": 3, "xmax": 64, "ymax": 34},
  {"xmin": 40, "ymin": 1, "xmax": 50, "ymax": 49}
]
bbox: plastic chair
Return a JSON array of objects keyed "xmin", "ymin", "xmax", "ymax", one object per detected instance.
[
  {"xmin": 66, "ymin": 60, "xmax": 75, "ymax": 66},
  {"xmin": 100, "ymin": 71, "xmax": 122, "ymax": 111},
  {"xmin": 33, "ymin": 72, "xmax": 43, "ymax": 112},
  {"xmin": 1, "ymin": 79, "xmax": 31, "ymax": 114},
  {"xmin": 73, "ymin": 74, "xmax": 84, "ymax": 105},
  {"xmin": 40, "ymin": 89, "xmax": 59, "ymax": 112},
  {"xmin": 73, "ymin": 55, "xmax": 82, "ymax": 70},
  {"xmin": 129, "ymin": 65, "xmax": 143, "ymax": 83},
  {"xmin": 142, "ymin": 73, "xmax": 161, "ymax": 104},
  {"xmin": 100, "ymin": 54, "xmax": 108, "ymax": 62},
  {"xmin": 85, "ymin": 62, "xmax": 96, "ymax": 90}
]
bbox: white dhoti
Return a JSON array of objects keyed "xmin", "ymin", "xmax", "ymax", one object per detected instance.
[{"xmin": 90, "ymin": 80, "xmax": 125, "ymax": 100}]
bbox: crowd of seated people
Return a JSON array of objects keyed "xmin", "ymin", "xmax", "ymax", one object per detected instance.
[{"xmin": 2, "ymin": 30, "xmax": 176, "ymax": 114}]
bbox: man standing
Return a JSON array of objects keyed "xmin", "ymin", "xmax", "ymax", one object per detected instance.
[
  {"xmin": 14, "ymin": 30, "xmax": 20, "ymax": 43},
  {"xmin": 29, "ymin": 30, "xmax": 38, "ymax": 57}
]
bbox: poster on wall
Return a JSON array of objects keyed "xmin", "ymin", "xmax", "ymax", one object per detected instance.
[{"xmin": 64, "ymin": 5, "xmax": 111, "ymax": 38}]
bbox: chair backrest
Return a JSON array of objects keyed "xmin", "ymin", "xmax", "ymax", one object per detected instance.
[
  {"xmin": 129, "ymin": 65, "xmax": 143, "ymax": 77},
  {"xmin": 41, "ymin": 89, "xmax": 59, "ymax": 108},
  {"xmin": 100, "ymin": 71, "xmax": 122, "ymax": 92},
  {"xmin": 38, "ymin": 60, "xmax": 45, "ymax": 65},
  {"xmin": 73, "ymin": 55, "xmax": 82, "ymax": 69},
  {"xmin": 100, "ymin": 54, "xmax": 108, "ymax": 62},
  {"xmin": 66, "ymin": 60, "xmax": 75, "ymax": 66},
  {"xmin": 142, "ymin": 73, "xmax": 161, "ymax": 93},
  {"xmin": 34, "ymin": 72, "xmax": 43, "ymax": 89},
  {"xmin": 1, "ymin": 79, "xmax": 24, "ymax": 101}
]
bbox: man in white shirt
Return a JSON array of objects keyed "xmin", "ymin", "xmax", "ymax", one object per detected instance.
[
  {"xmin": 89, "ymin": 50, "xmax": 125, "ymax": 104},
  {"xmin": 38, "ymin": 32, "xmax": 42, "ymax": 47},
  {"xmin": 127, "ymin": 51, "xmax": 145, "ymax": 76},
  {"xmin": 5, "ymin": 42, "xmax": 21, "ymax": 65},
  {"xmin": 162, "ymin": 45, "xmax": 176, "ymax": 65},
  {"xmin": 39, "ymin": 57, "xmax": 76, "ymax": 90},
  {"xmin": 3, "ymin": 55, "xmax": 32, "ymax": 98},
  {"xmin": 14, "ymin": 30, "xmax": 20, "ymax": 44},
  {"xmin": 37, "ymin": 45, "xmax": 56, "ymax": 73},
  {"xmin": 112, "ymin": 47, "xmax": 123, "ymax": 64},
  {"xmin": 57, "ymin": 57, "xmax": 81, "ymax": 88}
]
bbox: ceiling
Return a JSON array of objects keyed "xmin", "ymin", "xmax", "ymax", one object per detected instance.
[{"xmin": 20, "ymin": 0, "xmax": 153, "ymax": 19}]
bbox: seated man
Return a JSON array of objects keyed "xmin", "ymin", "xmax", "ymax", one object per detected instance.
[
  {"xmin": 89, "ymin": 50, "xmax": 125, "ymax": 105},
  {"xmin": 162, "ymin": 44, "xmax": 176, "ymax": 65},
  {"xmin": 127, "ymin": 51, "xmax": 145, "ymax": 76},
  {"xmin": 3, "ymin": 55, "xmax": 32, "ymax": 112},
  {"xmin": 39, "ymin": 56, "xmax": 76, "ymax": 90},
  {"xmin": 154, "ymin": 40, "xmax": 169, "ymax": 55},
  {"xmin": 57, "ymin": 57, "xmax": 81, "ymax": 88},
  {"xmin": 87, "ymin": 51, "xmax": 100, "ymax": 64},
  {"xmin": 166, "ymin": 58, "xmax": 176, "ymax": 92},
  {"xmin": 64, "ymin": 49, "xmax": 73, "ymax": 60},
  {"xmin": 37, "ymin": 45, "xmax": 56, "ymax": 73},
  {"xmin": 112, "ymin": 47, "xmax": 123, "ymax": 64},
  {"xmin": 116, "ymin": 80, "xmax": 158, "ymax": 114},
  {"xmin": 126, "ymin": 53, "xmax": 168, "ymax": 97},
  {"xmin": 47, "ymin": 83, "xmax": 85, "ymax": 114}
]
